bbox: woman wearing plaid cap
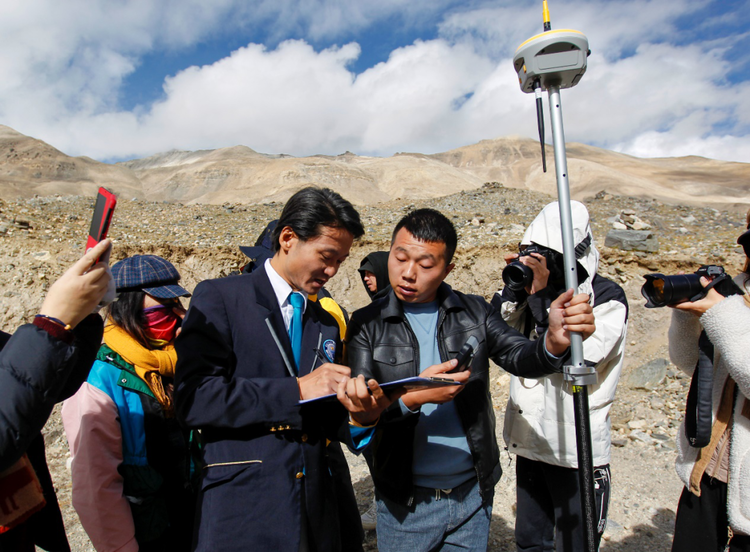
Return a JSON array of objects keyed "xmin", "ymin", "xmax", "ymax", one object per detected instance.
[{"xmin": 63, "ymin": 255, "xmax": 201, "ymax": 552}]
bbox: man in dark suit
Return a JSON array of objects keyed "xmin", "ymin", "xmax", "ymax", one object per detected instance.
[{"xmin": 175, "ymin": 187, "xmax": 395, "ymax": 551}]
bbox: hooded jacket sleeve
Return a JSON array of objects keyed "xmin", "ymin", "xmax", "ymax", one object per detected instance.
[
  {"xmin": 668, "ymin": 309, "xmax": 702, "ymax": 376},
  {"xmin": 493, "ymin": 286, "xmax": 559, "ymax": 336},
  {"xmin": 62, "ymin": 381, "xmax": 138, "ymax": 552},
  {"xmin": 699, "ymin": 295, "xmax": 750, "ymax": 399},
  {"xmin": 581, "ymin": 298, "xmax": 628, "ymax": 368},
  {"xmin": 0, "ymin": 314, "xmax": 103, "ymax": 472}
]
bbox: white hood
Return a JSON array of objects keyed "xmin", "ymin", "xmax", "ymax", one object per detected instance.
[{"xmin": 520, "ymin": 200, "xmax": 599, "ymax": 302}]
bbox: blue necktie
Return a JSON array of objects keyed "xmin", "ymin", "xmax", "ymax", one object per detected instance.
[{"xmin": 288, "ymin": 292, "xmax": 304, "ymax": 371}]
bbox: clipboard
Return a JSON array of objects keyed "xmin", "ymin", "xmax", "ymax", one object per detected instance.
[{"xmin": 299, "ymin": 376, "xmax": 462, "ymax": 405}]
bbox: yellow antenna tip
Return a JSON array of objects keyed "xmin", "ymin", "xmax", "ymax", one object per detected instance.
[{"xmin": 542, "ymin": 0, "xmax": 551, "ymax": 30}]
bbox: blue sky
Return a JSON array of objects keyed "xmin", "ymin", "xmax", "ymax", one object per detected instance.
[{"xmin": 1, "ymin": 0, "xmax": 748, "ymax": 163}]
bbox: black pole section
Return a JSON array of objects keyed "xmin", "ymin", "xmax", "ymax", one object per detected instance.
[
  {"xmin": 535, "ymin": 95, "xmax": 546, "ymax": 172},
  {"xmin": 573, "ymin": 386, "xmax": 597, "ymax": 552}
]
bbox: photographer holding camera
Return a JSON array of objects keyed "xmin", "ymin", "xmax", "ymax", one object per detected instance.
[
  {"xmin": 668, "ymin": 210, "xmax": 750, "ymax": 552},
  {"xmin": 492, "ymin": 201, "xmax": 628, "ymax": 552}
]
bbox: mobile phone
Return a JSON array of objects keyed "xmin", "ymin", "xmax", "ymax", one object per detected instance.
[
  {"xmin": 86, "ymin": 187, "xmax": 117, "ymax": 253},
  {"xmin": 450, "ymin": 335, "xmax": 479, "ymax": 373}
]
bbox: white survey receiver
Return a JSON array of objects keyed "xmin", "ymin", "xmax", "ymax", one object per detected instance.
[{"xmin": 513, "ymin": 29, "xmax": 589, "ymax": 92}]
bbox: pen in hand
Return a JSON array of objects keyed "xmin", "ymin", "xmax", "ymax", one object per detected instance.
[{"xmin": 313, "ymin": 348, "xmax": 328, "ymax": 366}]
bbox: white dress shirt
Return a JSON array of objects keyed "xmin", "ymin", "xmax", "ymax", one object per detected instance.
[{"xmin": 264, "ymin": 259, "xmax": 307, "ymax": 332}]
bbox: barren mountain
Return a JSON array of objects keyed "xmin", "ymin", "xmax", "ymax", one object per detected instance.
[
  {"xmin": 120, "ymin": 146, "xmax": 482, "ymax": 205},
  {"xmin": 427, "ymin": 138, "xmax": 750, "ymax": 211},
  {"xmin": 0, "ymin": 124, "xmax": 747, "ymax": 210},
  {"xmin": 0, "ymin": 125, "xmax": 143, "ymax": 199}
]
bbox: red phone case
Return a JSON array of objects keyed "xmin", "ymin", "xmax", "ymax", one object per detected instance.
[{"xmin": 86, "ymin": 187, "xmax": 117, "ymax": 251}]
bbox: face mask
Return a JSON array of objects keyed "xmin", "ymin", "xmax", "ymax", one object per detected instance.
[{"xmin": 143, "ymin": 304, "xmax": 181, "ymax": 343}]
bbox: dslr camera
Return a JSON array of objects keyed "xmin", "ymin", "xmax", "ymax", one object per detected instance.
[
  {"xmin": 641, "ymin": 265, "xmax": 744, "ymax": 308},
  {"xmin": 502, "ymin": 245, "xmax": 552, "ymax": 291}
]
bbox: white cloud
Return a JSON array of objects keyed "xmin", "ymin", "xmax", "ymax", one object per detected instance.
[
  {"xmin": 0, "ymin": 0, "xmax": 747, "ymax": 163},
  {"xmin": 615, "ymin": 131, "xmax": 750, "ymax": 162}
]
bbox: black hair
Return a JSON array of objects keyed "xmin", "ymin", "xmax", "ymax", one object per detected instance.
[
  {"xmin": 391, "ymin": 208, "xmax": 457, "ymax": 264},
  {"xmin": 106, "ymin": 291, "xmax": 151, "ymax": 349},
  {"xmin": 271, "ymin": 187, "xmax": 364, "ymax": 252}
]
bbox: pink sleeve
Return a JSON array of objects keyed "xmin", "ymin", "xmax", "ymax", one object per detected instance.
[{"xmin": 62, "ymin": 382, "xmax": 139, "ymax": 552}]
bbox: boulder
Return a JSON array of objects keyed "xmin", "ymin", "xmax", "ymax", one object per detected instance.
[
  {"xmin": 624, "ymin": 358, "xmax": 669, "ymax": 390},
  {"xmin": 604, "ymin": 229, "xmax": 659, "ymax": 252}
]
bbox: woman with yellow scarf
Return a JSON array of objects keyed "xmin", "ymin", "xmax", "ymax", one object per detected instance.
[{"xmin": 63, "ymin": 255, "xmax": 200, "ymax": 552}]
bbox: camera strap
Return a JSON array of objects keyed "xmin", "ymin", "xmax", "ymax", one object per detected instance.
[
  {"xmin": 688, "ymin": 273, "xmax": 730, "ymax": 303},
  {"xmin": 684, "ymin": 331, "xmax": 714, "ymax": 448},
  {"xmin": 574, "ymin": 234, "xmax": 591, "ymax": 259}
]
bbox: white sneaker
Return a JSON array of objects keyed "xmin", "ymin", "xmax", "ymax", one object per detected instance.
[{"xmin": 360, "ymin": 498, "xmax": 377, "ymax": 531}]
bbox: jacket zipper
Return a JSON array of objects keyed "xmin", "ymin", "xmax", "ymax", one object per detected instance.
[
  {"xmin": 401, "ymin": 313, "xmax": 423, "ymax": 507},
  {"xmin": 436, "ymin": 308, "xmax": 483, "ymax": 496}
]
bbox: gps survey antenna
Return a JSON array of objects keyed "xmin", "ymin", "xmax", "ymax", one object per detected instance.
[{"xmin": 513, "ymin": 4, "xmax": 598, "ymax": 551}]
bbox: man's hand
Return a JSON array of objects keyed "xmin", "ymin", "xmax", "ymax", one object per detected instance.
[
  {"xmin": 401, "ymin": 359, "xmax": 470, "ymax": 411},
  {"xmin": 505, "ymin": 252, "xmax": 549, "ymax": 295},
  {"xmin": 671, "ymin": 276, "xmax": 725, "ymax": 316},
  {"xmin": 39, "ymin": 239, "xmax": 113, "ymax": 329},
  {"xmin": 297, "ymin": 363, "xmax": 350, "ymax": 400},
  {"xmin": 545, "ymin": 289, "xmax": 596, "ymax": 356},
  {"xmin": 338, "ymin": 375, "xmax": 405, "ymax": 426}
]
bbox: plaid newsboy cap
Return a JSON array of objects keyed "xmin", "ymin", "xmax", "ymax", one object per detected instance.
[{"xmin": 112, "ymin": 255, "xmax": 191, "ymax": 299}]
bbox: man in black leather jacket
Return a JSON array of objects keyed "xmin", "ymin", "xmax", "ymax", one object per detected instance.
[{"xmin": 345, "ymin": 209, "xmax": 595, "ymax": 551}]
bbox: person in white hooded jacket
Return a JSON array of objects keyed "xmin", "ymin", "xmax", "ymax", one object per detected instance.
[
  {"xmin": 491, "ymin": 201, "xmax": 628, "ymax": 552},
  {"xmin": 668, "ymin": 213, "xmax": 750, "ymax": 552}
]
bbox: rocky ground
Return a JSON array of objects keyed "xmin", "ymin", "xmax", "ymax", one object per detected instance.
[{"xmin": 2, "ymin": 183, "xmax": 744, "ymax": 551}]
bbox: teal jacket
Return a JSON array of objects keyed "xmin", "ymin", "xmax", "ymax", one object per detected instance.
[{"xmin": 73, "ymin": 344, "xmax": 201, "ymax": 548}]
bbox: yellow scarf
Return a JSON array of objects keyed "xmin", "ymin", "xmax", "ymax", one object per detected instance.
[{"xmin": 103, "ymin": 324, "xmax": 177, "ymax": 415}]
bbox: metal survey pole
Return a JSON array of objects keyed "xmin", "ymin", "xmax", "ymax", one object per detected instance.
[
  {"xmin": 548, "ymin": 84, "xmax": 598, "ymax": 552},
  {"xmin": 512, "ymin": 2, "xmax": 597, "ymax": 549}
]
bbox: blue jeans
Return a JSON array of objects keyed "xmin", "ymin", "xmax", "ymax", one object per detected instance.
[{"xmin": 376, "ymin": 477, "xmax": 492, "ymax": 552}]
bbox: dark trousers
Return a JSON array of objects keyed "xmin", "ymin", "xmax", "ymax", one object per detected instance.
[
  {"xmin": 515, "ymin": 456, "xmax": 610, "ymax": 552},
  {"xmin": 672, "ymin": 474, "xmax": 750, "ymax": 552},
  {"xmin": 0, "ymin": 434, "xmax": 70, "ymax": 552},
  {"xmin": 327, "ymin": 441, "xmax": 365, "ymax": 552}
]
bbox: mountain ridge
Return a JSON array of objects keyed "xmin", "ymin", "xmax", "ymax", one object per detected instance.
[{"xmin": 0, "ymin": 124, "xmax": 746, "ymax": 210}]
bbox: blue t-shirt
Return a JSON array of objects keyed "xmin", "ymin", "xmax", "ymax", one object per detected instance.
[{"xmin": 402, "ymin": 301, "xmax": 475, "ymax": 489}]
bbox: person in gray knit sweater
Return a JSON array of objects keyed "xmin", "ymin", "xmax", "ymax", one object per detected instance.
[{"xmin": 669, "ymin": 212, "xmax": 750, "ymax": 552}]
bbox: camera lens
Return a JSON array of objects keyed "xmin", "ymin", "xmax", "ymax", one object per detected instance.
[
  {"xmin": 650, "ymin": 278, "xmax": 666, "ymax": 303},
  {"xmin": 502, "ymin": 262, "xmax": 534, "ymax": 291},
  {"xmin": 641, "ymin": 273, "xmax": 703, "ymax": 308}
]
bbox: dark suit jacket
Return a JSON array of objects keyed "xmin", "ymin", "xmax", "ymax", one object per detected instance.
[{"xmin": 175, "ymin": 268, "xmax": 350, "ymax": 552}]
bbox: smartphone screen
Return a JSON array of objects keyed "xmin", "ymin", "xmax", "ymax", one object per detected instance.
[{"xmin": 86, "ymin": 187, "xmax": 117, "ymax": 252}]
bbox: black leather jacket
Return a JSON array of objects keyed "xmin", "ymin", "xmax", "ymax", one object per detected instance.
[{"xmin": 345, "ymin": 283, "xmax": 564, "ymax": 506}]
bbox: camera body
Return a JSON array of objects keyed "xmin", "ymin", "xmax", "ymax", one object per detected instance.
[
  {"xmin": 641, "ymin": 265, "xmax": 744, "ymax": 308},
  {"xmin": 502, "ymin": 244, "xmax": 552, "ymax": 291}
]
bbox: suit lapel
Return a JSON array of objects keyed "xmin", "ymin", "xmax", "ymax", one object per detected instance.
[{"xmin": 253, "ymin": 268, "xmax": 296, "ymax": 377}]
